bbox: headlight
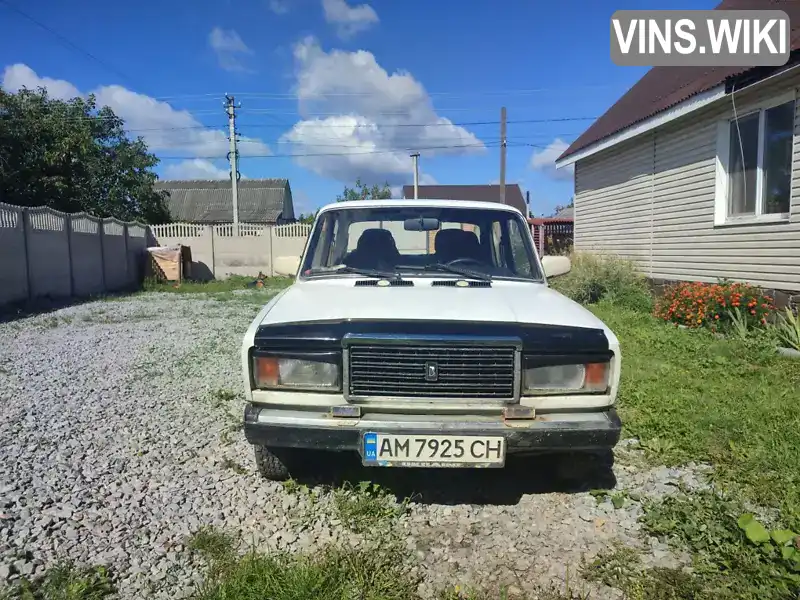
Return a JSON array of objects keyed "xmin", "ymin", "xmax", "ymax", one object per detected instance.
[
  {"xmin": 522, "ymin": 362, "xmax": 609, "ymax": 395},
  {"xmin": 252, "ymin": 355, "xmax": 340, "ymax": 391}
]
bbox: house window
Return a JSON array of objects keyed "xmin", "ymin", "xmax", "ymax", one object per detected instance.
[{"xmin": 721, "ymin": 98, "xmax": 794, "ymax": 223}]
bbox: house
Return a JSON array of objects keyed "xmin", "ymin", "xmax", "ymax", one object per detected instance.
[
  {"xmin": 556, "ymin": 0, "xmax": 800, "ymax": 301},
  {"xmin": 552, "ymin": 205, "xmax": 574, "ymax": 219},
  {"xmin": 401, "ymin": 184, "xmax": 529, "ymax": 217},
  {"xmin": 155, "ymin": 178, "xmax": 295, "ymax": 225}
]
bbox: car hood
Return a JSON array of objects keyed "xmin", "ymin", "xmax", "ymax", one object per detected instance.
[{"xmin": 259, "ymin": 279, "xmax": 614, "ymax": 338}]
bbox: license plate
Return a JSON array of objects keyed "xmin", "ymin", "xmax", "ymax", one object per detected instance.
[{"xmin": 361, "ymin": 433, "xmax": 506, "ymax": 468}]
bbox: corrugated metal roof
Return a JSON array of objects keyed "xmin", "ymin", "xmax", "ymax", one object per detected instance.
[
  {"xmin": 400, "ymin": 184, "xmax": 528, "ymax": 215},
  {"xmin": 154, "ymin": 178, "xmax": 291, "ymax": 223},
  {"xmin": 559, "ymin": 0, "xmax": 800, "ymax": 162}
]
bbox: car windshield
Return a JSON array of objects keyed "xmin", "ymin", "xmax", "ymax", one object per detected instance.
[{"xmin": 300, "ymin": 205, "xmax": 542, "ymax": 281}]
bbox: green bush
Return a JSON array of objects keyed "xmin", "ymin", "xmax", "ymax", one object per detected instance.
[{"xmin": 549, "ymin": 252, "xmax": 653, "ymax": 312}]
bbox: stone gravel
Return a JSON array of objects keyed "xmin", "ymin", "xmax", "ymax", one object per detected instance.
[{"xmin": 0, "ymin": 291, "xmax": 710, "ymax": 599}]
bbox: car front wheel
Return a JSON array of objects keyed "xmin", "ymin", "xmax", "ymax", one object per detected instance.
[{"xmin": 253, "ymin": 445, "xmax": 292, "ymax": 481}]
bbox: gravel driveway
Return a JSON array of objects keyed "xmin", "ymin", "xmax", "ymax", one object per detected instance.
[{"xmin": 0, "ymin": 291, "xmax": 708, "ymax": 598}]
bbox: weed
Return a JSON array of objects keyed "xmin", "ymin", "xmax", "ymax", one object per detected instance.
[
  {"xmin": 143, "ymin": 275, "xmax": 293, "ymax": 295},
  {"xmin": 193, "ymin": 542, "xmax": 418, "ymax": 600},
  {"xmin": 775, "ymin": 307, "xmax": 800, "ymax": 351},
  {"xmin": 219, "ymin": 418, "xmax": 243, "ymax": 446},
  {"xmin": 332, "ymin": 481, "xmax": 408, "ymax": 535},
  {"xmin": 641, "ymin": 491, "xmax": 800, "ymax": 599},
  {"xmin": 584, "ymin": 545, "xmax": 704, "ymax": 600},
  {"xmin": 3, "ymin": 561, "xmax": 116, "ymax": 600},
  {"xmin": 188, "ymin": 527, "xmax": 236, "ymax": 563},
  {"xmin": 209, "ymin": 389, "xmax": 237, "ymax": 409},
  {"xmin": 220, "ymin": 457, "xmax": 247, "ymax": 475},
  {"xmin": 550, "ymin": 252, "xmax": 653, "ymax": 312},
  {"xmin": 40, "ymin": 316, "xmax": 60, "ymax": 329}
]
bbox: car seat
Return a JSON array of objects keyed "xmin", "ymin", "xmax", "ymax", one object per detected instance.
[
  {"xmin": 434, "ymin": 229, "xmax": 485, "ymax": 264},
  {"xmin": 345, "ymin": 228, "xmax": 401, "ymax": 269}
]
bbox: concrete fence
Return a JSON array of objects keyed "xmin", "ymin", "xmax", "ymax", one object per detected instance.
[
  {"xmin": 0, "ymin": 202, "xmax": 148, "ymax": 307},
  {"xmin": 149, "ymin": 222, "xmax": 312, "ymax": 278}
]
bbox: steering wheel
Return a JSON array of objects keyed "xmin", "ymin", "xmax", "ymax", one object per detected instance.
[{"xmin": 445, "ymin": 257, "xmax": 485, "ymax": 267}]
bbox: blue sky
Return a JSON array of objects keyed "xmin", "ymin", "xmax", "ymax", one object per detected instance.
[{"xmin": 0, "ymin": 0, "xmax": 716, "ymax": 217}]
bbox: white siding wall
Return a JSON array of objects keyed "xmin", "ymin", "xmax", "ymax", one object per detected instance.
[{"xmin": 574, "ymin": 70, "xmax": 800, "ymax": 292}]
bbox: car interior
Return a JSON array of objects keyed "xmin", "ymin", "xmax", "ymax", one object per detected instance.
[{"xmin": 342, "ymin": 225, "xmax": 494, "ymax": 271}]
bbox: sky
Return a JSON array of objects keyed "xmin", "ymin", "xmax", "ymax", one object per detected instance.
[{"xmin": 0, "ymin": 0, "xmax": 717, "ymax": 218}]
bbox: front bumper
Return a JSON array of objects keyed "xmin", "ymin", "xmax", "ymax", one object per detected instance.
[{"xmin": 243, "ymin": 404, "xmax": 622, "ymax": 454}]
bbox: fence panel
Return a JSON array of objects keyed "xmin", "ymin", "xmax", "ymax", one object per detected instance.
[
  {"xmin": 102, "ymin": 219, "xmax": 128, "ymax": 291},
  {"xmin": 127, "ymin": 224, "xmax": 148, "ymax": 285},
  {"xmin": 0, "ymin": 203, "xmax": 28, "ymax": 305},
  {"xmin": 213, "ymin": 223, "xmax": 271, "ymax": 277},
  {"xmin": 26, "ymin": 207, "xmax": 71, "ymax": 298},
  {"xmin": 70, "ymin": 213, "xmax": 104, "ymax": 296}
]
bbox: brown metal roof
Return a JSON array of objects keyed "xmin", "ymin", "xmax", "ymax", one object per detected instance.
[
  {"xmin": 559, "ymin": 0, "xmax": 800, "ymax": 162},
  {"xmin": 400, "ymin": 184, "xmax": 528, "ymax": 215}
]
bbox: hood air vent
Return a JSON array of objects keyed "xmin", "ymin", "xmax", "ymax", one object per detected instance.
[
  {"xmin": 432, "ymin": 280, "xmax": 491, "ymax": 288},
  {"xmin": 354, "ymin": 279, "xmax": 414, "ymax": 287}
]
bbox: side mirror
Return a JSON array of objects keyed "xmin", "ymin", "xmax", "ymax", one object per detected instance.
[
  {"xmin": 274, "ymin": 255, "xmax": 301, "ymax": 276},
  {"xmin": 541, "ymin": 255, "xmax": 571, "ymax": 278}
]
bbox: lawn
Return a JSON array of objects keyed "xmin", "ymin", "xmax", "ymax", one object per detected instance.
[
  {"xmin": 587, "ymin": 302, "xmax": 800, "ymax": 600},
  {"xmin": 592, "ymin": 302, "xmax": 800, "ymax": 524}
]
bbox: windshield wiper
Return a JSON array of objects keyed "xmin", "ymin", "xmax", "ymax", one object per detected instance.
[
  {"xmin": 306, "ymin": 265, "xmax": 404, "ymax": 280},
  {"xmin": 396, "ymin": 263, "xmax": 492, "ymax": 281}
]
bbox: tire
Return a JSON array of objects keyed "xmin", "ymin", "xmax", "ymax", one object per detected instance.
[{"xmin": 253, "ymin": 445, "xmax": 291, "ymax": 481}]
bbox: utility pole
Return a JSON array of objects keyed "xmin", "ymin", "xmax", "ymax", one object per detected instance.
[
  {"xmin": 225, "ymin": 94, "xmax": 240, "ymax": 234},
  {"xmin": 500, "ymin": 106, "xmax": 507, "ymax": 205},
  {"xmin": 410, "ymin": 152, "xmax": 420, "ymax": 199}
]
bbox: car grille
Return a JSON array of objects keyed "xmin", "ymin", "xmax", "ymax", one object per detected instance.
[{"xmin": 347, "ymin": 344, "xmax": 516, "ymax": 399}]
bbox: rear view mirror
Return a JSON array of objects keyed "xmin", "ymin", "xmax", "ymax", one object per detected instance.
[
  {"xmin": 541, "ymin": 255, "xmax": 572, "ymax": 278},
  {"xmin": 404, "ymin": 217, "xmax": 440, "ymax": 231}
]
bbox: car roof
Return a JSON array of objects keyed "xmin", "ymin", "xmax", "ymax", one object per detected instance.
[{"xmin": 316, "ymin": 198, "xmax": 524, "ymax": 214}]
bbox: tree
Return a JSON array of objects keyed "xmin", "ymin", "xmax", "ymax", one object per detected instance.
[
  {"xmin": 297, "ymin": 212, "xmax": 317, "ymax": 224},
  {"xmin": 0, "ymin": 87, "xmax": 170, "ymax": 223},
  {"xmin": 335, "ymin": 178, "xmax": 392, "ymax": 202}
]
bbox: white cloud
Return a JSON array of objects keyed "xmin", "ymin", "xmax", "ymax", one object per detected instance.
[
  {"xmin": 1, "ymin": 64, "xmax": 80, "ymax": 100},
  {"xmin": 280, "ymin": 38, "xmax": 483, "ymax": 185},
  {"xmin": 163, "ymin": 159, "xmax": 230, "ymax": 180},
  {"xmin": 530, "ymin": 138, "xmax": 574, "ymax": 181},
  {"xmin": 268, "ymin": 0, "xmax": 291, "ymax": 13},
  {"xmin": 322, "ymin": 0, "xmax": 378, "ymax": 38},
  {"xmin": 1, "ymin": 64, "xmax": 271, "ymax": 159},
  {"xmin": 208, "ymin": 27, "xmax": 254, "ymax": 72}
]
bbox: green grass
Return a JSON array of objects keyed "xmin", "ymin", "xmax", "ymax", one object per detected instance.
[
  {"xmin": 588, "ymin": 301, "xmax": 800, "ymax": 599},
  {"xmin": 186, "ymin": 527, "xmax": 586, "ymax": 600},
  {"xmin": 592, "ymin": 302, "xmax": 800, "ymax": 526},
  {"xmin": 1, "ymin": 562, "xmax": 116, "ymax": 600},
  {"xmin": 331, "ymin": 481, "xmax": 408, "ymax": 534}
]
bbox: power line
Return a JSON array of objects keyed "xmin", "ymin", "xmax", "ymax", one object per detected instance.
[
  {"xmin": 157, "ymin": 142, "xmax": 499, "ymax": 160},
  {"xmin": 0, "ymin": 0, "xmax": 138, "ymax": 89},
  {"xmin": 121, "ymin": 116, "xmax": 597, "ymax": 133}
]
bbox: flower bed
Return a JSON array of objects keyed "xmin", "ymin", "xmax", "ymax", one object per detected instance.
[{"xmin": 654, "ymin": 280, "xmax": 775, "ymax": 331}]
